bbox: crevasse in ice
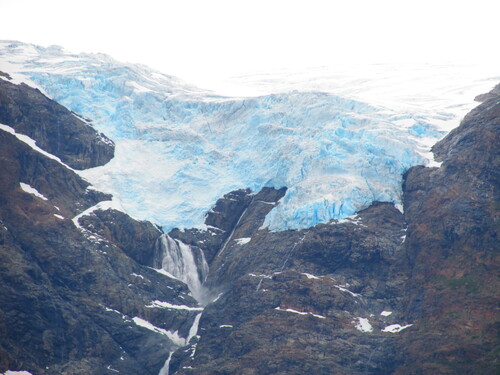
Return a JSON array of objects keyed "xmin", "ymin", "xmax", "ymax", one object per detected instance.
[{"xmin": 0, "ymin": 41, "xmax": 449, "ymax": 231}]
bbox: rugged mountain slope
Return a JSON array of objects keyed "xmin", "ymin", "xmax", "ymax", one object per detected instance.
[
  {"xmin": 393, "ymin": 83, "xmax": 500, "ymax": 374},
  {"xmin": 0, "ymin": 76, "xmax": 203, "ymax": 375},
  {"xmin": 167, "ymin": 84, "xmax": 499, "ymax": 374},
  {"xmin": 0, "ymin": 78, "xmax": 114, "ymax": 170},
  {"xmin": 170, "ymin": 198, "xmax": 409, "ymax": 374}
]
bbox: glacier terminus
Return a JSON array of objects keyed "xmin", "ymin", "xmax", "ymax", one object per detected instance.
[{"xmin": 1, "ymin": 40, "xmax": 497, "ymax": 232}]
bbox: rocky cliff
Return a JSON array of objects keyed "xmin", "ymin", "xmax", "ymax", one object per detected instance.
[
  {"xmin": 0, "ymin": 72, "xmax": 498, "ymax": 375},
  {"xmin": 393, "ymin": 83, "xmax": 499, "ymax": 374},
  {"xmin": 0, "ymin": 78, "xmax": 114, "ymax": 170},
  {"xmin": 0, "ymin": 75, "xmax": 203, "ymax": 375}
]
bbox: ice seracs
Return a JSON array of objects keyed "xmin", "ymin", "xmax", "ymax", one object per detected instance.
[{"xmin": 1, "ymin": 41, "xmax": 497, "ymax": 232}]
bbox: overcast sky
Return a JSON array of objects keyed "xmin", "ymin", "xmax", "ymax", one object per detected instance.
[{"xmin": 1, "ymin": 0, "xmax": 499, "ymax": 84}]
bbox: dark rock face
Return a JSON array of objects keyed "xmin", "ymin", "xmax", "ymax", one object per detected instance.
[
  {"xmin": 0, "ymin": 81, "xmax": 202, "ymax": 375},
  {"xmin": 393, "ymin": 84, "xmax": 500, "ymax": 374},
  {"xmin": 78, "ymin": 208, "xmax": 163, "ymax": 267},
  {"xmin": 0, "ymin": 77, "xmax": 114, "ymax": 169},
  {"xmin": 171, "ymin": 197, "xmax": 408, "ymax": 374},
  {"xmin": 170, "ymin": 187, "xmax": 287, "ymax": 266}
]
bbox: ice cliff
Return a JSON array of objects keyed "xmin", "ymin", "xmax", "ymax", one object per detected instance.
[{"xmin": 1, "ymin": 41, "xmax": 495, "ymax": 231}]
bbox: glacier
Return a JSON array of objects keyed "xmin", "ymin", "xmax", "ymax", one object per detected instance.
[{"xmin": 1, "ymin": 40, "xmax": 497, "ymax": 231}]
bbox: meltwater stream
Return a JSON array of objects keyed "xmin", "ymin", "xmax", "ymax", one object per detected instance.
[
  {"xmin": 156, "ymin": 234, "xmax": 209, "ymax": 304},
  {"xmin": 155, "ymin": 234, "xmax": 209, "ymax": 374}
]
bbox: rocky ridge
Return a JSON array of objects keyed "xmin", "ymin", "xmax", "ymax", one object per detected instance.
[
  {"xmin": 0, "ymin": 78, "xmax": 114, "ymax": 170},
  {"xmin": 393, "ymin": 83, "xmax": 499, "ymax": 374}
]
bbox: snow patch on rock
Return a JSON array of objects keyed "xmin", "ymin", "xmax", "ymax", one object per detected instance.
[
  {"xmin": 275, "ymin": 306, "xmax": 326, "ymax": 319},
  {"xmin": 132, "ymin": 317, "xmax": 185, "ymax": 346},
  {"xmin": 146, "ymin": 300, "xmax": 203, "ymax": 311},
  {"xmin": 353, "ymin": 317, "xmax": 373, "ymax": 333},
  {"xmin": 19, "ymin": 182, "xmax": 48, "ymax": 200},
  {"xmin": 382, "ymin": 323, "xmax": 413, "ymax": 333},
  {"xmin": 234, "ymin": 237, "xmax": 251, "ymax": 245},
  {"xmin": 0, "ymin": 123, "xmax": 73, "ymax": 170}
]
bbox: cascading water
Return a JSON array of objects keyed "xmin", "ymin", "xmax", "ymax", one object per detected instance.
[
  {"xmin": 155, "ymin": 235, "xmax": 208, "ymax": 374},
  {"xmin": 156, "ymin": 234, "xmax": 209, "ymax": 304}
]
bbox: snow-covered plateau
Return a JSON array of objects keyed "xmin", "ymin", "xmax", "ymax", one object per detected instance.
[{"xmin": 1, "ymin": 40, "xmax": 498, "ymax": 231}]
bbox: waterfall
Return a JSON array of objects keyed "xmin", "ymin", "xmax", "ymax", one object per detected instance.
[
  {"xmin": 158, "ymin": 351, "xmax": 173, "ymax": 375},
  {"xmin": 186, "ymin": 313, "xmax": 202, "ymax": 343},
  {"xmin": 157, "ymin": 234, "xmax": 209, "ymax": 303},
  {"xmin": 155, "ymin": 235, "xmax": 208, "ymax": 375}
]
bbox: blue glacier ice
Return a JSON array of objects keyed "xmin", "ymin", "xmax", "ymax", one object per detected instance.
[{"xmin": 0, "ymin": 41, "xmax": 459, "ymax": 231}]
